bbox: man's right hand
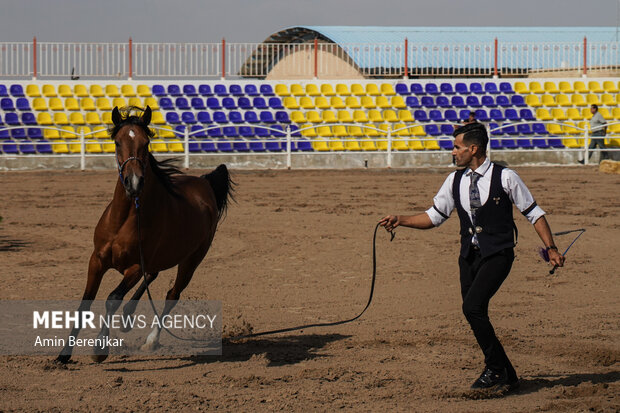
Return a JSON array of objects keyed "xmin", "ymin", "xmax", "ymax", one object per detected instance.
[{"xmin": 379, "ymin": 215, "xmax": 399, "ymax": 232}]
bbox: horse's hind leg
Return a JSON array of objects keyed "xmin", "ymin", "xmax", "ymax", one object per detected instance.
[
  {"xmin": 57, "ymin": 253, "xmax": 107, "ymax": 364},
  {"xmin": 119, "ymin": 272, "xmax": 159, "ymax": 332}
]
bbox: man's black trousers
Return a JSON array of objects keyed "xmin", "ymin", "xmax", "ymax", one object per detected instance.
[{"xmin": 459, "ymin": 247, "xmax": 518, "ymax": 381}]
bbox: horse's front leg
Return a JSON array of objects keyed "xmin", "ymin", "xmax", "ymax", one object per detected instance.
[
  {"xmin": 119, "ymin": 272, "xmax": 159, "ymax": 333},
  {"xmin": 92, "ymin": 264, "xmax": 142, "ymax": 363}
]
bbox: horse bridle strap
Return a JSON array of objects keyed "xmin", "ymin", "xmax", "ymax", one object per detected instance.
[{"xmin": 116, "ymin": 155, "xmax": 144, "ymax": 182}]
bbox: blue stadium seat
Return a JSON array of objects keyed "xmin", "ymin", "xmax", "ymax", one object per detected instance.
[
  {"xmin": 413, "ymin": 110, "xmax": 429, "ymax": 122},
  {"xmin": 267, "ymin": 126, "xmax": 284, "ymax": 151},
  {"xmin": 190, "ymin": 124, "xmax": 207, "ymax": 138},
  {"xmin": 152, "ymin": 85, "xmax": 166, "ymax": 96},
  {"xmin": 410, "ymin": 83, "xmax": 424, "ymax": 95},
  {"xmin": 182, "ymin": 112, "xmax": 197, "ymax": 124},
  {"xmin": 229, "ymin": 111, "xmax": 243, "ymax": 123},
  {"xmin": 499, "ymin": 82, "xmax": 514, "ymax": 94},
  {"xmin": 547, "ymin": 138, "xmax": 564, "ymax": 148},
  {"xmin": 424, "ymin": 124, "xmax": 440, "ymax": 136},
  {"xmin": 470, "ymin": 83, "xmax": 483, "ymax": 94},
  {"xmin": 455, "ymin": 83, "xmax": 469, "ymax": 95},
  {"xmin": 501, "ymin": 124, "xmax": 518, "ymax": 136},
  {"xmin": 520, "ymin": 109, "xmax": 535, "ymax": 121},
  {"xmin": 440, "ymin": 83, "xmax": 455, "ymax": 95},
  {"xmin": 206, "ymin": 97, "xmax": 221, "ymax": 109},
  {"xmin": 517, "ymin": 124, "xmax": 533, "ymax": 135},
  {"xmin": 253, "ymin": 97, "xmax": 268, "ymax": 110},
  {"xmin": 531, "ymin": 137, "xmax": 549, "ymax": 148},
  {"xmin": 484, "ymin": 83, "xmax": 499, "ymax": 94},
  {"xmin": 0, "ymin": 85, "xmax": 8, "ymax": 97},
  {"xmin": 429, "ymin": 110, "xmax": 444, "ymax": 122},
  {"xmin": 28, "ymin": 128, "xmax": 43, "ymax": 139},
  {"xmin": 1, "ymin": 140, "xmax": 19, "ymax": 154},
  {"xmin": 481, "ymin": 95, "xmax": 496, "ymax": 107},
  {"xmin": 268, "ymin": 97, "xmax": 283, "ymax": 109},
  {"xmin": 275, "ymin": 111, "xmax": 290, "ymax": 123},
  {"xmin": 244, "ymin": 111, "xmax": 259, "ymax": 123},
  {"xmin": 444, "ymin": 110, "xmax": 459, "ymax": 122},
  {"xmin": 0, "ymin": 128, "xmax": 10, "ymax": 139},
  {"xmin": 159, "ymin": 97, "xmax": 174, "ymax": 110},
  {"xmin": 459, "ymin": 109, "xmax": 471, "ymax": 121},
  {"xmin": 406, "ymin": 96, "xmax": 421, "ymax": 108},
  {"xmin": 167, "ymin": 84, "xmax": 182, "ymax": 96},
  {"xmin": 5, "ymin": 113, "xmax": 20, "ymax": 125},
  {"xmin": 223, "ymin": 126, "xmax": 239, "ymax": 138},
  {"xmin": 255, "ymin": 126, "xmax": 269, "ymax": 140},
  {"xmin": 34, "ymin": 139, "xmax": 53, "ymax": 154},
  {"xmin": 421, "ymin": 96, "xmax": 436, "ymax": 108},
  {"xmin": 239, "ymin": 126, "xmax": 254, "ymax": 138},
  {"xmin": 16, "ymin": 98, "xmax": 30, "ymax": 111},
  {"xmin": 505, "ymin": 109, "xmax": 520, "ymax": 121},
  {"xmin": 510, "ymin": 95, "xmax": 526, "ymax": 107},
  {"xmin": 425, "ymin": 83, "xmax": 439, "ymax": 95},
  {"xmin": 451, "ymin": 96, "xmax": 466, "ymax": 108},
  {"xmin": 22, "ymin": 112, "xmax": 37, "ymax": 125},
  {"xmin": 1, "ymin": 98, "xmax": 15, "ymax": 111},
  {"xmin": 474, "ymin": 109, "xmax": 489, "ymax": 122},
  {"xmin": 489, "ymin": 122, "xmax": 502, "ymax": 136},
  {"xmin": 260, "ymin": 111, "xmax": 275, "ymax": 123},
  {"xmin": 197, "ymin": 111, "xmax": 212, "ymax": 124},
  {"xmin": 395, "ymin": 83, "xmax": 410, "ymax": 95},
  {"xmin": 440, "ymin": 124, "xmax": 455, "ymax": 135},
  {"xmin": 200, "ymin": 137, "xmax": 218, "ymax": 152},
  {"xmin": 233, "ymin": 139, "xmax": 250, "ymax": 152},
  {"xmin": 10, "ymin": 84, "xmax": 24, "ymax": 96},
  {"xmin": 489, "ymin": 109, "xmax": 505, "ymax": 121},
  {"xmin": 11, "ymin": 128, "xmax": 26, "ymax": 139},
  {"xmin": 229, "ymin": 84, "xmax": 243, "ymax": 96},
  {"xmin": 260, "ymin": 84, "xmax": 274, "ymax": 96},
  {"xmin": 183, "ymin": 85, "xmax": 197, "ymax": 96},
  {"xmin": 175, "ymin": 97, "xmax": 190, "ymax": 110},
  {"xmin": 191, "ymin": 97, "xmax": 205, "ymax": 110},
  {"xmin": 436, "ymin": 96, "xmax": 451, "ymax": 108},
  {"xmin": 187, "ymin": 139, "xmax": 201, "ymax": 153},
  {"xmin": 214, "ymin": 84, "xmax": 228, "ymax": 96},
  {"xmin": 198, "ymin": 84, "xmax": 213, "ymax": 96},
  {"xmin": 532, "ymin": 123, "xmax": 548, "ymax": 135},
  {"xmin": 213, "ymin": 111, "xmax": 228, "ymax": 123},
  {"xmin": 490, "ymin": 138, "xmax": 502, "ymax": 150},
  {"xmin": 466, "ymin": 96, "xmax": 481, "ymax": 108},
  {"xmin": 249, "ymin": 137, "xmax": 266, "ymax": 152},
  {"xmin": 165, "ymin": 112, "xmax": 181, "ymax": 124},
  {"xmin": 0, "ymin": 113, "xmax": 3, "ymax": 125},
  {"xmin": 502, "ymin": 138, "xmax": 518, "ymax": 149},
  {"xmin": 174, "ymin": 125, "xmax": 186, "ymax": 137},
  {"xmin": 222, "ymin": 97, "xmax": 237, "ymax": 110},
  {"xmin": 496, "ymin": 95, "xmax": 511, "ymax": 107},
  {"xmin": 244, "ymin": 84, "xmax": 259, "ymax": 96},
  {"xmin": 207, "ymin": 127, "xmax": 223, "ymax": 138},
  {"xmin": 20, "ymin": 142, "xmax": 37, "ymax": 154},
  {"xmin": 217, "ymin": 136, "xmax": 234, "ymax": 152},
  {"xmin": 238, "ymin": 97, "xmax": 253, "ymax": 110}
]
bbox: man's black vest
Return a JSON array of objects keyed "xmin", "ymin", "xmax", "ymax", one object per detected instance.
[{"xmin": 452, "ymin": 163, "xmax": 516, "ymax": 258}]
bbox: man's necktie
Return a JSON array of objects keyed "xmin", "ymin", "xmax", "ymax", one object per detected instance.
[{"xmin": 469, "ymin": 172, "xmax": 482, "ymax": 213}]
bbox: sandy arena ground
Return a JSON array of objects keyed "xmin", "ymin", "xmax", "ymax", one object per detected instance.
[{"xmin": 0, "ymin": 165, "xmax": 618, "ymax": 412}]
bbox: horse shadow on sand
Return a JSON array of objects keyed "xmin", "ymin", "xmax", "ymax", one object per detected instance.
[
  {"xmin": 516, "ymin": 371, "xmax": 619, "ymax": 395},
  {"xmin": 103, "ymin": 333, "xmax": 350, "ymax": 372}
]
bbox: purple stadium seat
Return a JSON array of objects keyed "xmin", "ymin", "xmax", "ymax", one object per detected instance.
[
  {"xmin": 222, "ymin": 97, "xmax": 237, "ymax": 110},
  {"xmin": 421, "ymin": 96, "xmax": 436, "ymax": 108},
  {"xmin": 213, "ymin": 111, "xmax": 228, "ymax": 123},
  {"xmin": 531, "ymin": 137, "xmax": 549, "ymax": 148},
  {"xmin": 474, "ymin": 109, "xmax": 489, "ymax": 122},
  {"xmin": 1, "ymin": 98, "xmax": 15, "ymax": 111},
  {"xmin": 424, "ymin": 124, "xmax": 440, "ymax": 136},
  {"xmin": 206, "ymin": 97, "xmax": 221, "ymax": 109},
  {"xmin": 484, "ymin": 83, "xmax": 499, "ymax": 94},
  {"xmin": 489, "ymin": 109, "xmax": 505, "ymax": 121},
  {"xmin": 244, "ymin": 84, "xmax": 259, "ymax": 96},
  {"xmin": 152, "ymin": 85, "xmax": 166, "ymax": 96},
  {"xmin": 500, "ymin": 82, "xmax": 514, "ymax": 94},
  {"xmin": 490, "ymin": 138, "xmax": 502, "ymax": 150},
  {"xmin": 481, "ymin": 95, "xmax": 496, "ymax": 107},
  {"xmin": 532, "ymin": 123, "xmax": 548, "ymax": 135},
  {"xmin": 35, "ymin": 139, "xmax": 53, "ymax": 154},
  {"xmin": 181, "ymin": 112, "xmax": 197, "ymax": 124},
  {"xmin": 459, "ymin": 109, "xmax": 471, "ymax": 121},
  {"xmin": 0, "ymin": 85, "xmax": 8, "ymax": 96},
  {"xmin": 425, "ymin": 83, "xmax": 439, "ymax": 95},
  {"xmin": 429, "ymin": 110, "xmax": 444, "ymax": 122},
  {"xmin": 238, "ymin": 97, "xmax": 253, "ymax": 110},
  {"xmin": 244, "ymin": 111, "xmax": 259, "ymax": 123},
  {"xmin": 253, "ymin": 97, "xmax": 268, "ymax": 110},
  {"xmin": 16, "ymin": 98, "xmax": 30, "ymax": 111},
  {"xmin": 183, "ymin": 85, "xmax": 197, "ymax": 96},
  {"xmin": 259, "ymin": 111, "xmax": 275, "ymax": 123},
  {"xmin": 191, "ymin": 97, "xmax": 205, "ymax": 110},
  {"xmin": 496, "ymin": 95, "xmax": 511, "ymax": 107},
  {"xmin": 451, "ymin": 96, "xmax": 466, "ymax": 108},
  {"xmin": 20, "ymin": 142, "xmax": 37, "ymax": 154},
  {"xmin": 10, "ymin": 85, "xmax": 24, "ymax": 97},
  {"xmin": 1, "ymin": 140, "xmax": 19, "ymax": 154},
  {"xmin": 510, "ymin": 95, "xmax": 526, "ymax": 107},
  {"xmin": 410, "ymin": 83, "xmax": 424, "ymax": 95},
  {"xmin": 470, "ymin": 83, "xmax": 483, "ymax": 94},
  {"xmin": 0, "ymin": 128, "xmax": 10, "ymax": 139},
  {"xmin": 444, "ymin": 110, "xmax": 458, "ymax": 122},
  {"xmin": 436, "ymin": 96, "xmax": 451, "ymax": 108},
  {"xmin": 466, "ymin": 96, "xmax": 481, "ymax": 108},
  {"xmin": 167, "ymin": 84, "xmax": 182, "ymax": 96},
  {"xmin": 11, "ymin": 128, "xmax": 26, "ymax": 139},
  {"xmin": 440, "ymin": 83, "xmax": 455, "ymax": 95},
  {"xmin": 214, "ymin": 84, "xmax": 228, "ymax": 96},
  {"xmin": 395, "ymin": 83, "xmax": 410, "ymax": 95},
  {"xmin": 5, "ymin": 113, "xmax": 20, "ymax": 125},
  {"xmin": 517, "ymin": 124, "xmax": 534, "ymax": 135},
  {"xmin": 520, "ymin": 109, "xmax": 535, "ymax": 121},
  {"xmin": 207, "ymin": 127, "xmax": 223, "ymax": 138},
  {"xmin": 413, "ymin": 110, "xmax": 429, "ymax": 122},
  {"xmin": 440, "ymin": 124, "xmax": 455, "ymax": 135},
  {"xmin": 197, "ymin": 111, "xmax": 212, "ymax": 124},
  {"xmin": 175, "ymin": 97, "xmax": 190, "ymax": 110},
  {"xmin": 505, "ymin": 109, "xmax": 520, "ymax": 121},
  {"xmin": 455, "ymin": 83, "xmax": 469, "ymax": 95},
  {"xmin": 22, "ymin": 112, "xmax": 36, "ymax": 125},
  {"xmin": 190, "ymin": 124, "xmax": 207, "ymax": 138},
  {"xmin": 198, "ymin": 84, "xmax": 213, "ymax": 96},
  {"xmin": 159, "ymin": 97, "xmax": 174, "ymax": 110},
  {"xmin": 165, "ymin": 112, "xmax": 181, "ymax": 124},
  {"xmin": 489, "ymin": 122, "xmax": 502, "ymax": 136},
  {"xmin": 406, "ymin": 96, "xmax": 421, "ymax": 108},
  {"xmin": 229, "ymin": 111, "xmax": 243, "ymax": 123},
  {"xmin": 268, "ymin": 97, "xmax": 283, "ymax": 109},
  {"xmin": 28, "ymin": 127, "xmax": 43, "ymax": 139},
  {"xmin": 239, "ymin": 126, "xmax": 254, "ymax": 138},
  {"xmin": 229, "ymin": 84, "xmax": 243, "ymax": 96},
  {"xmin": 275, "ymin": 111, "xmax": 290, "ymax": 123},
  {"xmin": 259, "ymin": 84, "xmax": 274, "ymax": 96}
]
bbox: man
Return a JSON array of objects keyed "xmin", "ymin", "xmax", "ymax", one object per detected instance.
[
  {"xmin": 379, "ymin": 122, "xmax": 565, "ymax": 392},
  {"xmin": 464, "ymin": 111, "xmax": 476, "ymax": 124},
  {"xmin": 584, "ymin": 104, "xmax": 608, "ymax": 163}
]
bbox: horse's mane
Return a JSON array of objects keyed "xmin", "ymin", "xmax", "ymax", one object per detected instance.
[{"xmin": 110, "ymin": 106, "xmax": 184, "ymax": 197}]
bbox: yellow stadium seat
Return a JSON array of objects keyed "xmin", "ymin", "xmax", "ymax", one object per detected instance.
[
  {"xmin": 86, "ymin": 140, "xmax": 103, "ymax": 154},
  {"xmin": 328, "ymin": 138, "xmax": 346, "ymax": 151},
  {"xmin": 51, "ymin": 140, "xmax": 69, "ymax": 154},
  {"xmin": 330, "ymin": 97, "xmax": 346, "ymax": 109},
  {"xmin": 564, "ymin": 121, "xmax": 581, "ymax": 135},
  {"xmin": 80, "ymin": 97, "xmax": 96, "ymax": 111},
  {"xmin": 361, "ymin": 96, "xmax": 376, "ymax": 109},
  {"xmin": 151, "ymin": 111, "xmax": 165, "ymax": 125},
  {"xmin": 514, "ymin": 82, "xmax": 528, "ymax": 94},
  {"xmin": 158, "ymin": 125, "xmax": 175, "ymax": 138},
  {"xmin": 299, "ymin": 97, "xmax": 314, "ymax": 109},
  {"xmin": 571, "ymin": 94, "xmax": 587, "ymax": 107},
  {"xmin": 97, "ymin": 98, "xmax": 112, "ymax": 110},
  {"xmin": 305, "ymin": 84, "xmax": 320, "ymax": 96},
  {"xmin": 333, "ymin": 125, "xmax": 348, "ymax": 138},
  {"xmin": 54, "ymin": 113, "xmax": 69, "ymax": 125},
  {"xmin": 306, "ymin": 111, "xmax": 322, "ymax": 123},
  {"xmin": 366, "ymin": 83, "xmax": 380, "ymax": 96},
  {"xmin": 588, "ymin": 81, "xmax": 603, "ymax": 93},
  {"xmin": 290, "ymin": 111, "xmax": 306, "ymax": 123},
  {"xmin": 375, "ymin": 125, "xmax": 390, "ymax": 151},
  {"xmin": 300, "ymin": 124, "xmax": 317, "ymax": 138},
  {"xmin": 275, "ymin": 84, "xmax": 290, "ymax": 96},
  {"xmin": 602, "ymin": 81, "xmax": 618, "ymax": 93},
  {"xmin": 49, "ymin": 98, "xmax": 64, "ymax": 111},
  {"xmin": 368, "ymin": 110, "xmax": 383, "ymax": 122},
  {"xmin": 60, "ymin": 126, "xmax": 77, "ymax": 139},
  {"xmin": 90, "ymin": 84, "xmax": 105, "ymax": 97},
  {"xmin": 529, "ymin": 81, "xmax": 544, "ymax": 94},
  {"xmin": 26, "ymin": 84, "xmax": 41, "ymax": 97},
  {"xmin": 44, "ymin": 128, "xmax": 60, "ymax": 140},
  {"xmin": 66, "ymin": 140, "xmax": 82, "ymax": 153},
  {"xmin": 144, "ymin": 97, "xmax": 159, "ymax": 110},
  {"xmin": 322, "ymin": 110, "xmax": 337, "ymax": 123},
  {"xmin": 121, "ymin": 85, "xmax": 136, "ymax": 97},
  {"xmin": 598, "ymin": 108, "xmax": 612, "ymax": 120},
  {"xmin": 586, "ymin": 94, "xmax": 601, "ymax": 105},
  {"xmin": 391, "ymin": 96, "xmax": 406, "ymax": 109},
  {"xmin": 525, "ymin": 95, "xmax": 542, "ymax": 107},
  {"xmin": 601, "ymin": 94, "xmax": 616, "ymax": 106},
  {"xmin": 32, "ymin": 98, "xmax": 48, "ymax": 111},
  {"xmin": 128, "ymin": 97, "xmax": 142, "ymax": 107},
  {"xmin": 168, "ymin": 140, "xmax": 185, "ymax": 153},
  {"xmin": 290, "ymin": 84, "xmax": 304, "ymax": 96},
  {"xmin": 336, "ymin": 84, "xmax": 350, "ymax": 96},
  {"xmin": 337, "ymin": 111, "xmax": 353, "ymax": 123},
  {"xmin": 42, "ymin": 84, "xmax": 57, "ymax": 97},
  {"xmin": 541, "ymin": 94, "xmax": 557, "ymax": 107},
  {"xmin": 94, "ymin": 128, "xmax": 109, "ymax": 139},
  {"xmin": 86, "ymin": 112, "xmax": 102, "ymax": 125},
  {"xmin": 546, "ymin": 123, "xmax": 563, "ymax": 135},
  {"xmin": 37, "ymin": 112, "xmax": 53, "ymax": 125},
  {"xmin": 408, "ymin": 135, "xmax": 425, "ymax": 150},
  {"xmin": 573, "ymin": 81, "xmax": 588, "ymax": 93},
  {"xmin": 609, "ymin": 123, "xmax": 620, "ymax": 134},
  {"xmin": 344, "ymin": 138, "xmax": 361, "ymax": 151},
  {"xmin": 543, "ymin": 82, "xmax": 559, "ymax": 94},
  {"xmin": 566, "ymin": 108, "xmax": 582, "ymax": 120},
  {"xmin": 556, "ymin": 94, "xmax": 571, "ymax": 107},
  {"xmin": 65, "ymin": 98, "xmax": 80, "ymax": 111},
  {"xmin": 345, "ymin": 96, "xmax": 361, "ymax": 109},
  {"xmin": 70, "ymin": 112, "xmax": 86, "ymax": 125},
  {"xmin": 348, "ymin": 125, "xmax": 364, "ymax": 137},
  {"xmin": 360, "ymin": 137, "xmax": 377, "ymax": 151},
  {"xmin": 536, "ymin": 108, "xmax": 552, "ymax": 120},
  {"xmin": 551, "ymin": 108, "xmax": 567, "ymax": 121},
  {"xmin": 353, "ymin": 110, "xmax": 368, "ymax": 123},
  {"xmin": 315, "ymin": 97, "xmax": 330, "ymax": 110},
  {"xmin": 321, "ymin": 84, "xmax": 336, "ymax": 96},
  {"xmin": 76, "ymin": 126, "xmax": 91, "ymax": 137},
  {"xmin": 424, "ymin": 137, "xmax": 441, "ymax": 150},
  {"xmin": 312, "ymin": 138, "xmax": 330, "ymax": 152},
  {"xmin": 113, "ymin": 98, "xmax": 127, "ymax": 108},
  {"xmin": 376, "ymin": 96, "xmax": 390, "ymax": 109},
  {"xmin": 149, "ymin": 140, "xmax": 168, "ymax": 152},
  {"xmin": 383, "ymin": 110, "xmax": 398, "ymax": 122},
  {"xmin": 351, "ymin": 84, "xmax": 365, "ymax": 96},
  {"xmin": 58, "ymin": 84, "xmax": 73, "ymax": 97},
  {"xmin": 74, "ymin": 84, "xmax": 89, "ymax": 97},
  {"xmin": 100, "ymin": 112, "xmax": 112, "ymax": 125},
  {"xmin": 398, "ymin": 110, "xmax": 414, "ymax": 122},
  {"xmin": 105, "ymin": 85, "xmax": 120, "ymax": 97},
  {"xmin": 410, "ymin": 125, "xmax": 426, "ymax": 136},
  {"xmin": 283, "ymin": 97, "xmax": 300, "ymax": 109},
  {"xmin": 558, "ymin": 81, "xmax": 574, "ymax": 94},
  {"xmin": 381, "ymin": 84, "xmax": 396, "ymax": 96},
  {"xmin": 317, "ymin": 126, "xmax": 332, "ymax": 138},
  {"xmin": 562, "ymin": 136, "xmax": 584, "ymax": 148},
  {"xmin": 137, "ymin": 84, "xmax": 152, "ymax": 97}
]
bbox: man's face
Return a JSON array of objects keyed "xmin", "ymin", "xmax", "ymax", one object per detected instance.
[
  {"xmin": 452, "ymin": 133, "xmax": 478, "ymax": 167},
  {"xmin": 590, "ymin": 106, "xmax": 596, "ymax": 114}
]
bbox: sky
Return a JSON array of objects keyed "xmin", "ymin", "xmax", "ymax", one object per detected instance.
[{"xmin": 0, "ymin": 0, "xmax": 619, "ymax": 43}]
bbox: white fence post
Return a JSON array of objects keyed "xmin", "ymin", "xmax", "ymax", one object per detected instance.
[
  {"xmin": 387, "ymin": 127, "xmax": 393, "ymax": 168},
  {"xmin": 584, "ymin": 128, "xmax": 590, "ymax": 165},
  {"xmin": 80, "ymin": 128, "xmax": 86, "ymax": 171},
  {"xmin": 286, "ymin": 126, "xmax": 292, "ymax": 170},
  {"xmin": 184, "ymin": 127, "xmax": 190, "ymax": 169}
]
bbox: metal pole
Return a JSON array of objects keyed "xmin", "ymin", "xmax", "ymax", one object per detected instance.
[
  {"xmin": 221, "ymin": 38, "xmax": 226, "ymax": 80},
  {"xmin": 582, "ymin": 37, "xmax": 588, "ymax": 78},
  {"xmin": 184, "ymin": 127, "xmax": 190, "ymax": 169},
  {"xmin": 313, "ymin": 38, "xmax": 318, "ymax": 79},
  {"xmin": 286, "ymin": 126, "xmax": 292, "ymax": 170},
  {"xmin": 80, "ymin": 129, "xmax": 86, "ymax": 171},
  {"xmin": 404, "ymin": 38, "xmax": 409, "ymax": 79},
  {"xmin": 33, "ymin": 37, "xmax": 37, "ymax": 80},
  {"xmin": 128, "ymin": 37, "xmax": 133, "ymax": 80},
  {"xmin": 584, "ymin": 127, "xmax": 589, "ymax": 165},
  {"xmin": 387, "ymin": 127, "xmax": 392, "ymax": 168},
  {"xmin": 493, "ymin": 38, "xmax": 498, "ymax": 78}
]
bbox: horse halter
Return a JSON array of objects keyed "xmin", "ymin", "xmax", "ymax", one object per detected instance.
[{"xmin": 116, "ymin": 154, "xmax": 144, "ymax": 185}]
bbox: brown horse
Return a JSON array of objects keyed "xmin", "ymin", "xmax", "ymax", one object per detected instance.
[{"xmin": 57, "ymin": 106, "xmax": 233, "ymax": 363}]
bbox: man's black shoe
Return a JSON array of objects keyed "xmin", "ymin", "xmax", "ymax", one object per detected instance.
[
  {"xmin": 471, "ymin": 368, "xmax": 508, "ymax": 389},
  {"xmin": 578, "ymin": 159, "xmax": 585, "ymax": 164}
]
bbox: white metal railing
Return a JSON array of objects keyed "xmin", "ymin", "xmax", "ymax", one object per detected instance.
[
  {"xmin": 37, "ymin": 42, "xmax": 128, "ymax": 79},
  {"xmin": 0, "ymin": 42, "xmax": 32, "ymax": 77}
]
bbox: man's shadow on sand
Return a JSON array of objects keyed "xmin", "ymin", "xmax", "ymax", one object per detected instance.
[
  {"xmin": 103, "ymin": 333, "xmax": 349, "ymax": 372},
  {"xmin": 516, "ymin": 371, "xmax": 619, "ymax": 395}
]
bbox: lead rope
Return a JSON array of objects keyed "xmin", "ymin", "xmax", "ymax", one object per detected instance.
[{"xmin": 134, "ymin": 198, "xmax": 393, "ymax": 344}]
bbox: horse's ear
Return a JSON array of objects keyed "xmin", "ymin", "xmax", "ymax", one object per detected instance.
[
  {"xmin": 112, "ymin": 106, "xmax": 122, "ymax": 126},
  {"xmin": 141, "ymin": 106, "xmax": 152, "ymax": 126}
]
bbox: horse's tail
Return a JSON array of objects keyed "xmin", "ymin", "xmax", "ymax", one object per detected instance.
[{"xmin": 202, "ymin": 164, "xmax": 235, "ymax": 220}]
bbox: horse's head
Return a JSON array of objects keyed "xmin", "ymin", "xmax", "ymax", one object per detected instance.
[{"xmin": 111, "ymin": 106, "xmax": 153, "ymax": 198}]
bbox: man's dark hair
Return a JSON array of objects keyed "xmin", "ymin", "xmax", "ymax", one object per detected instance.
[
  {"xmin": 453, "ymin": 121, "xmax": 488, "ymax": 150},
  {"xmin": 591, "ymin": 104, "xmax": 598, "ymax": 111}
]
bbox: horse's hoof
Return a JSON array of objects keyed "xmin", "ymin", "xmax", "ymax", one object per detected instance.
[
  {"xmin": 91, "ymin": 353, "xmax": 109, "ymax": 363},
  {"xmin": 56, "ymin": 354, "xmax": 71, "ymax": 364}
]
